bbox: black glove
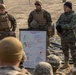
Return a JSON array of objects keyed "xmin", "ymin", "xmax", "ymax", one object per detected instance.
[{"xmin": 56, "ymin": 25, "xmax": 63, "ymax": 33}]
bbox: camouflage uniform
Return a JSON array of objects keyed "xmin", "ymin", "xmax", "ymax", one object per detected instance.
[
  {"xmin": 67, "ymin": 67, "xmax": 76, "ymax": 75},
  {"xmin": 28, "ymin": 9, "xmax": 52, "ymax": 30},
  {"xmin": 54, "ymin": 71, "xmax": 66, "ymax": 75},
  {"xmin": 0, "ymin": 37, "xmax": 31, "ymax": 75},
  {"xmin": 0, "ymin": 66, "xmax": 31, "ymax": 75},
  {"xmin": 0, "ymin": 12, "xmax": 17, "ymax": 40},
  {"xmin": 47, "ymin": 54, "xmax": 66, "ymax": 75},
  {"xmin": 0, "ymin": 4, "xmax": 16, "ymax": 40},
  {"xmin": 28, "ymin": 9, "xmax": 52, "ymax": 47},
  {"xmin": 56, "ymin": 10, "xmax": 76, "ymax": 66},
  {"xmin": 47, "ymin": 54, "xmax": 61, "ymax": 69}
]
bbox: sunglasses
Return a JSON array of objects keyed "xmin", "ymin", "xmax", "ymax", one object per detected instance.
[{"xmin": 35, "ymin": 3, "xmax": 40, "ymax": 6}]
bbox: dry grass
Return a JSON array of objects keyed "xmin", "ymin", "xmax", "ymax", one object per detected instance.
[{"xmin": 4, "ymin": 0, "xmax": 76, "ymax": 38}]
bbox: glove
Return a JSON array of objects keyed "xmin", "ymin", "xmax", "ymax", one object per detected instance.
[{"xmin": 56, "ymin": 25, "xmax": 63, "ymax": 33}]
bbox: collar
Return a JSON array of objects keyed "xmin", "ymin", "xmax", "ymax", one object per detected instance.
[{"xmin": 64, "ymin": 10, "xmax": 74, "ymax": 15}]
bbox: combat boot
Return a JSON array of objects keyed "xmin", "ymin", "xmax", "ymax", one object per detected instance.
[{"xmin": 61, "ymin": 60, "xmax": 70, "ymax": 69}]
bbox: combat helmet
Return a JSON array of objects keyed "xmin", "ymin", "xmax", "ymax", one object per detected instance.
[
  {"xmin": 47, "ymin": 54, "xmax": 61, "ymax": 69},
  {"xmin": 34, "ymin": 62, "xmax": 53, "ymax": 75},
  {"xmin": 0, "ymin": 4, "xmax": 5, "ymax": 9},
  {"xmin": 34, "ymin": 0, "xmax": 42, "ymax": 6}
]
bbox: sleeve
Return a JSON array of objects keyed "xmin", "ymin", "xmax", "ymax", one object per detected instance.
[
  {"xmin": 61, "ymin": 14, "xmax": 76, "ymax": 30},
  {"xmin": 56, "ymin": 14, "xmax": 63, "ymax": 34},
  {"xmin": 56, "ymin": 14, "xmax": 63, "ymax": 26},
  {"xmin": 28, "ymin": 11, "xmax": 33, "ymax": 28},
  {"xmin": 44, "ymin": 10, "xmax": 52, "ymax": 27},
  {"xmin": 8, "ymin": 14, "xmax": 17, "ymax": 31}
]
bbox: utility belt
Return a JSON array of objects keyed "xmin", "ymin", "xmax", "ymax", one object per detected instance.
[
  {"xmin": 0, "ymin": 30, "xmax": 16, "ymax": 38},
  {"xmin": 0, "ymin": 28, "xmax": 10, "ymax": 31}
]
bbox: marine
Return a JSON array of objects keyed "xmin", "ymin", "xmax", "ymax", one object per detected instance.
[
  {"xmin": 56, "ymin": 2, "xmax": 76, "ymax": 68},
  {"xmin": 0, "ymin": 37, "xmax": 31, "ymax": 75},
  {"xmin": 0, "ymin": 4, "xmax": 17, "ymax": 40},
  {"xmin": 28, "ymin": 0, "xmax": 54, "ymax": 56},
  {"xmin": 66, "ymin": 67, "xmax": 76, "ymax": 75}
]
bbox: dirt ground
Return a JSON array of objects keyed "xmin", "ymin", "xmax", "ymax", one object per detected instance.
[
  {"xmin": 3, "ymin": 0, "xmax": 76, "ymax": 74},
  {"xmin": 4, "ymin": 0, "xmax": 76, "ymax": 38}
]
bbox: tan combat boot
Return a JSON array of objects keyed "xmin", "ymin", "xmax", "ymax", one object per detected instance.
[{"xmin": 61, "ymin": 60, "xmax": 70, "ymax": 69}]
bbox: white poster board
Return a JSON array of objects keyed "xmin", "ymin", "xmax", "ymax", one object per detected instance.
[{"xmin": 20, "ymin": 29, "xmax": 46, "ymax": 68}]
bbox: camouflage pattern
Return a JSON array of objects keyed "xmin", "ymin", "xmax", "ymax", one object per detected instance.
[
  {"xmin": 0, "ymin": 12, "xmax": 17, "ymax": 40},
  {"xmin": 34, "ymin": 62, "xmax": 53, "ymax": 75},
  {"xmin": 56, "ymin": 10, "xmax": 76, "ymax": 66},
  {"xmin": 46, "ymin": 54, "xmax": 65, "ymax": 75},
  {"xmin": 0, "ymin": 66, "xmax": 31, "ymax": 75},
  {"xmin": 67, "ymin": 67, "xmax": 76, "ymax": 75},
  {"xmin": 28, "ymin": 9, "xmax": 52, "ymax": 47},
  {"xmin": 54, "ymin": 71, "xmax": 66, "ymax": 75},
  {"xmin": 47, "ymin": 54, "xmax": 61, "ymax": 69},
  {"xmin": 28, "ymin": 9, "xmax": 52, "ymax": 30},
  {"xmin": 0, "ymin": 14, "xmax": 11, "ymax": 30},
  {"xmin": 6, "ymin": 13, "xmax": 16, "ymax": 32}
]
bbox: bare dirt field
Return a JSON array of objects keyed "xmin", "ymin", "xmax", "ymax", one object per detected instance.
[{"xmin": 4, "ymin": 0, "xmax": 76, "ymax": 74}]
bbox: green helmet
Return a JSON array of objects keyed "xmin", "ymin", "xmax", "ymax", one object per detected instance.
[{"xmin": 47, "ymin": 54, "xmax": 61, "ymax": 69}]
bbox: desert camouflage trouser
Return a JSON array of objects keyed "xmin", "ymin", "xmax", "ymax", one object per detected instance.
[{"xmin": 61, "ymin": 37, "xmax": 76, "ymax": 66}]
